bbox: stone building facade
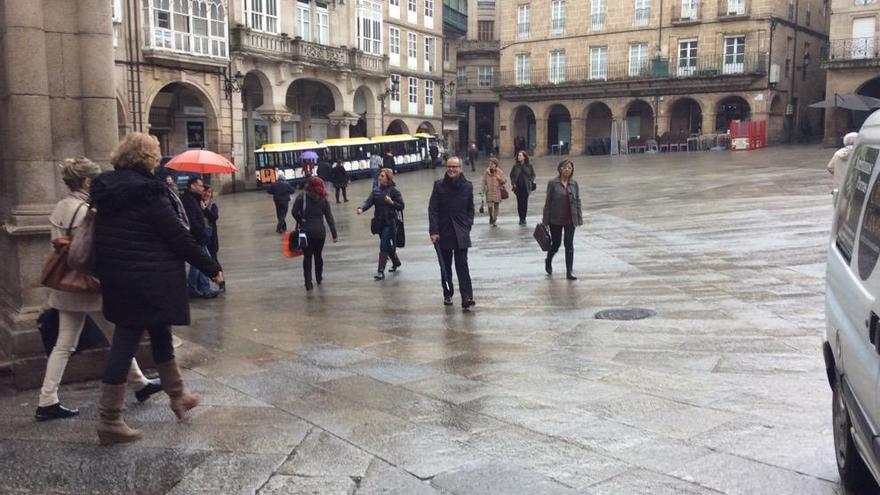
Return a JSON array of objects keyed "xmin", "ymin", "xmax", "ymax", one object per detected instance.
[
  {"xmin": 0, "ymin": 0, "xmax": 123, "ymax": 388},
  {"xmin": 821, "ymin": 0, "xmax": 880, "ymax": 145},
  {"xmin": 497, "ymin": 0, "xmax": 830, "ymax": 157},
  {"xmin": 455, "ymin": 0, "xmax": 500, "ymax": 154}
]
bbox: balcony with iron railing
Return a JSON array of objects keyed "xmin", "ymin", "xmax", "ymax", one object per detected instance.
[
  {"xmin": 717, "ymin": 0, "xmax": 748, "ymax": 19},
  {"xmin": 634, "ymin": 7, "xmax": 651, "ymax": 26},
  {"xmin": 230, "ymin": 27, "xmax": 387, "ymax": 76},
  {"xmin": 822, "ymin": 37, "xmax": 880, "ymax": 68},
  {"xmin": 551, "ymin": 17, "xmax": 565, "ymax": 35},
  {"xmin": 458, "ymin": 39, "xmax": 500, "ymax": 56},
  {"xmin": 590, "ymin": 12, "xmax": 606, "ymax": 31},
  {"xmin": 517, "ymin": 22, "xmax": 530, "ymax": 39},
  {"xmin": 671, "ymin": 2, "xmax": 701, "ymax": 24},
  {"xmin": 497, "ymin": 53, "xmax": 767, "ymax": 92}
]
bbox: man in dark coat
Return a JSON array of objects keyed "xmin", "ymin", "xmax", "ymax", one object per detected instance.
[
  {"xmin": 466, "ymin": 143, "xmax": 478, "ymax": 172},
  {"xmin": 316, "ymin": 155, "xmax": 333, "ymax": 182},
  {"xmin": 429, "ymin": 142, "xmax": 439, "ymax": 169},
  {"xmin": 383, "ymin": 149, "xmax": 397, "ymax": 174},
  {"xmin": 267, "ymin": 172, "xmax": 295, "ymax": 233},
  {"xmin": 428, "ymin": 156, "xmax": 475, "ymax": 309},
  {"xmin": 180, "ymin": 177, "xmax": 218, "ymax": 298}
]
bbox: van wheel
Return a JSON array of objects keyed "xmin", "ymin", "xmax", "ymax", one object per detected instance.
[{"xmin": 833, "ymin": 378, "xmax": 876, "ymax": 492}]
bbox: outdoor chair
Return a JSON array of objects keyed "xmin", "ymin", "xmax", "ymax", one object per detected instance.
[
  {"xmin": 645, "ymin": 139, "xmax": 659, "ymax": 153},
  {"xmin": 658, "ymin": 132, "xmax": 671, "ymax": 152}
]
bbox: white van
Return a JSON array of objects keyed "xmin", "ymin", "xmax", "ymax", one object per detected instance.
[{"xmin": 824, "ymin": 110, "xmax": 880, "ymax": 492}]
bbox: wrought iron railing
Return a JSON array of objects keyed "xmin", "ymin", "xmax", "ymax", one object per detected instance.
[
  {"xmin": 672, "ymin": 2, "xmax": 701, "ymax": 22},
  {"xmin": 634, "ymin": 8, "xmax": 651, "ymax": 25},
  {"xmin": 717, "ymin": 0, "xmax": 748, "ymax": 17},
  {"xmin": 823, "ymin": 37, "xmax": 880, "ymax": 62},
  {"xmin": 231, "ymin": 27, "xmax": 387, "ymax": 75},
  {"xmin": 590, "ymin": 12, "xmax": 606, "ymax": 31},
  {"xmin": 497, "ymin": 53, "xmax": 767, "ymax": 88}
]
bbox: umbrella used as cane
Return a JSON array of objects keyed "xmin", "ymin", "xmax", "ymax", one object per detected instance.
[
  {"xmin": 165, "ymin": 149, "xmax": 238, "ymax": 175},
  {"xmin": 434, "ymin": 243, "xmax": 452, "ymax": 296},
  {"xmin": 809, "ymin": 93, "xmax": 880, "ymax": 112}
]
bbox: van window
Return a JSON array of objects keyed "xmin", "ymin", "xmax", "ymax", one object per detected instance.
[
  {"xmin": 835, "ymin": 145, "xmax": 879, "ymax": 262},
  {"xmin": 860, "ymin": 160, "xmax": 880, "ymax": 279}
]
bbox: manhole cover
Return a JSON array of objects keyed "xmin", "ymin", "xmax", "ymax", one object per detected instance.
[{"xmin": 594, "ymin": 308, "xmax": 656, "ymax": 321}]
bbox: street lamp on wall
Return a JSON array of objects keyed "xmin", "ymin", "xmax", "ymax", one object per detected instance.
[
  {"xmin": 378, "ymin": 79, "xmax": 400, "ymax": 135},
  {"xmin": 223, "ymin": 70, "xmax": 245, "ymax": 101}
]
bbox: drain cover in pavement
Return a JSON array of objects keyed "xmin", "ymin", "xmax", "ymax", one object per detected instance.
[{"xmin": 594, "ymin": 308, "xmax": 656, "ymax": 321}]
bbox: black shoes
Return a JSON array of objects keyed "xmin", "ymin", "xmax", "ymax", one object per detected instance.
[
  {"xmin": 443, "ymin": 296, "xmax": 453, "ymax": 306},
  {"xmin": 389, "ymin": 258, "xmax": 401, "ymax": 272},
  {"xmin": 374, "ymin": 271, "xmax": 385, "ymax": 281},
  {"xmin": 462, "ymin": 299, "xmax": 476, "ymax": 310},
  {"xmin": 35, "ymin": 402, "xmax": 79, "ymax": 422},
  {"xmin": 189, "ymin": 289, "xmax": 219, "ymax": 299},
  {"xmin": 135, "ymin": 378, "xmax": 163, "ymax": 403},
  {"xmin": 519, "ymin": 221, "xmax": 527, "ymax": 226},
  {"xmin": 305, "ymin": 281, "xmax": 314, "ymax": 291},
  {"xmin": 545, "ymin": 257, "xmax": 553, "ymax": 274},
  {"xmin": 566, "ymin": 273, "xmax": 578, "ymax": 281}
]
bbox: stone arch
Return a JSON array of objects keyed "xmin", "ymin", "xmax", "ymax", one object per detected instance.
[
  {"xmin": 715, "ymin": 95, "xmax": 751, "ymax": 132},
  {"xmin": 286, "ymin": 78, "xmax": 342, "ymax": 141},
  {"xmin": 668, "ymin": 97, "xmax": 703, "ymax": 136},
  {"xmin": 546, "ymin": 104, "xmax": 572, "ymax": 154},
  {"xmin": 386, "ymin": 119, "xmax": 409, "ymax": 134},
  {"xmin": 511, "ymin": 105, "xmax": 537, "ymax": 154},
  {"xmin": 116, "ymin": 97, "xmax": 129, "ymax": 139},
  {"xmin": 416, "ymin": 121, "xmax": 436, "ymax": 134},
  {"xmin": 769, "ymin": 95, "xmax": 785, "ymax": 144},
  {"xmin": 584, "ymin": 102, "xmax": 613, "ymax": 155},
  {"xmin": 145, "ymin": 81, "xmax": 220, "ymax": 156},
  {"xmin": 853, "ymin": 77, "xmax": 880, "ymax": 130},
  {"xmin": 352, "ymin": 85, "xmax": 377, "ymax": 137},
  {"xmin": 624, "ymin": 99, "xmax": 655, "ymax": 139}
]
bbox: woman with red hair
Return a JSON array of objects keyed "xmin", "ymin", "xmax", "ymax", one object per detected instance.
[{"xmin": 292, "ymin": 177, "xmax": 338, "ymax": 290}]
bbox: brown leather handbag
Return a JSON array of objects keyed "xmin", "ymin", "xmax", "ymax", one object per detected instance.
[{"xmin": 40, "ymin": 203, "xmax": 100, "ymax": 293}]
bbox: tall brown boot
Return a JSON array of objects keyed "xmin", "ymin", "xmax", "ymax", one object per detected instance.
[
  {"xmin": 96, "ymin": 383, "xmax": 143, "ymax": 446},
  {"xmin": 156, "ymin": 359, "xmax": 200, "ymax": 420}
]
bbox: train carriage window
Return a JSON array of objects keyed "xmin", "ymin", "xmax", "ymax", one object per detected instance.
[
  {"xmin": 859, "ymin": 146, "xmax": 880, "ymax": 279},
  {"xmin": 836, "ymin": 145, "xmax": 879, "ymax": 263}
]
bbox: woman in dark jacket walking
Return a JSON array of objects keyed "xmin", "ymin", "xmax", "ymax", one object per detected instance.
[
  {"xmin": 292, "ymin": 177, "xmax": 338, "ymax": 290},
  {"xmin": 357, "ymin": 168, "xmax": 404, "ymax": 280},
  {"xmin": 542, "ymin": 159, "xmax": 583, "ymax": 280},
  {"xmin": 509, "ymin": 150, "xmax": 536, "ymax": 225},
  {"xmin": 330, "ymin": 161, "xmax": 349, "ymax": 203},
  {"xmin": 202, "ymin": 186, "xmax": 224, "ymax": 291},
  {"xmin": 90, "ymin": 132, "xmax": 223, "ymax": 446}
]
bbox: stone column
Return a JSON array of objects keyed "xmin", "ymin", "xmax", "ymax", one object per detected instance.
[
  {"xmin": 534, "ymin": 118, "xmax": 548, "ymax": 157},
  {"xmin": 570, "ymin": 118, "xmax": 585, "ymax": 155},
  {"xmin": 702, "ymin": 111, "xmax": 717, "ymax": 134},
  {"xmin": 467, "ymin": 104, "xmax": 476, "ymax": 145},
  {"xmin": 1, "ymin": 0, "xmax": 121, "ymax": 389},
  {"xmin": 259, "ymin": 111, "xmax": 290, "ymax": 144}
]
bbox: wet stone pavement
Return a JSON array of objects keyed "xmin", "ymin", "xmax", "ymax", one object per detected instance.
[{"xmin": 0, "ymin": 146, "xmax": 855, "ymax": 494}]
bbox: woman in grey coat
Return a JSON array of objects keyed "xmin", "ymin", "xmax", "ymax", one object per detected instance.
[{"xmin": 542, "ymin": 159, "xmax": 583, "ymax": 280}]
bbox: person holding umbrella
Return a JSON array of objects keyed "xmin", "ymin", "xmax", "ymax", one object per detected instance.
[
  {"xmin": 429, "ymin": 156, "xmax": 475, "ymax": 309},
  {"xmin": 301, "ymin": 150, "xmax": 319, "ymax": 179}
]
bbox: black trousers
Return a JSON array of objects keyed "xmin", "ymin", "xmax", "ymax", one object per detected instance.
[
  {"xmin": 303, "ymin": 235, "xmax": 326, "ymax": 283},
  {"xmin": 515, "ymin": 191, "xmax": 529, "ymax": 223},
  {"xmin": 548, "ymin": 224, "xmax": 575, "ymax": 255},
  {"xmin": 334, "ymin": 184, "xmax": 348, "ymax": 202},
  {"xmin": 103, "ymin": 325, "xmax": 174, "ymax": 385},
  {"xmin": 274, "ymin": 201, "xmax": 289, "ymax": 232},
  {"xmin": 439, "ymin": 248, "xmax": 473, "ymax": 300}
]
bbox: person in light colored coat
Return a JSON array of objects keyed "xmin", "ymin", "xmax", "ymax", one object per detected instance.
[
  {"xmin": 35, "ymin": 157, "xmax": 161, "ymax": 423},
  {"xmin": 542, "ymin": 159, "xmax": 583, "ymax": 280},
  {"xmin": 827, "ymin": 132, "xmax": 858, "ymax": 192},
  {"xmin": 481, "ymin": 157, "xmax": 506, "ymax": 227}
]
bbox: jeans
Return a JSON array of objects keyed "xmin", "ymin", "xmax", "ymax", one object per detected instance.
[
  {"xmin": 515, "ymin": 191, "xmax": 529, "ymax": 223},
  {"xmin": 379, "ymin": 223, "xmax": 397, "ymax": 254},
  {"xmin": 39, "ymin": 310, "xmax": 148, "ymax": 406},
  {"xmin": 439, "ymin": 248, "xmax": 473, "ymax": 300},
  {"xmin": 187, "ymin": 246, "xmax": 213, "ymax": 294},
  {"xmin": 103, "ymin": 324, "xmax": 174, "ymax": 385},
  {"xmin": 335, "ymin": 184, "xmax": 348, "ymax": 202},
  {"xmin": 303, "ymin": 235, "xmax": 326, "ymax": 284},
  {"xmin": 371, "ymin": 168, "xmax": 379, "ymax": 190},
  {"xmin": 274, "ymin": 201, "xmax": 289, "ymax": 232}
]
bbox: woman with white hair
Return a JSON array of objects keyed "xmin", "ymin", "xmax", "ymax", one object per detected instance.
[
  {"xmin": 35, "ymin": 157, "xmax": 161, "ymax": 422},
  {"xmin": 828, "ymin": 132, "xmax": 859, "ymax": 192}
]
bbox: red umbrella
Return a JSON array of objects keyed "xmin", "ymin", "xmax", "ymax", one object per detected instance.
[{"xmin": 165, "ymin": 149, "xmax": 238, "ymax": 174}]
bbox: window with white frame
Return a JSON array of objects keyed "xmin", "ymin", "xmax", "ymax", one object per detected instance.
[
  {"xmin": 408, "ymin": 0, "xmax": 417, "ymax": 15},
  {"xmin": 425, "ymin": 36, "xmax": 435, "ymax": 72},
  {"xmin": 723, "ymin": 35, "xmax": 745, "ymax": 74},
  {"xmin": 112, "ymin": 0, "xmax": 122, "ymax": 47},
  {"xmin": 517, "ymin": 5, "xmax": 530, "ymax": 39},
  {"xmin": 244, "ymin": 0, "xmax": 278, "ymax": 33},
  {"xmin": 147, "ymin": 0, "xmax": 227, "ymax": 58},
  {"xmin": 628, "ymin": 43, "xmax": 648, "ymax": 77},
  {"xmin": 515, "ymin": 53, "xmax": 531, "ymax": 85},
  {"xmin": 551, "ymin": 0, "xmax": 565, "ymax": 35},
  {"xmin": 591, "ymin": 0, "xmax": 605, "ymax": 31},
  {"xmin": 408, "ymin": 77, "xmax": 418, "ymax": 112},
  {"xmin": 634, "ymin": 0, "xmax": 650, "ymax": 26},
  {"xmin": 590, "ymin": 46, "xmax": 608, "ymax": 80},
  {"xmin": 357, "ymin": 0, "xmax": 382, "ymax": 54},
  {"xmin": 680, "ymin": 0, "xmax": 698, "ymax": 19},
  {"xmin": 391, "ymin": 75, "xmax": 401, "ymax": 102},
  {"xmin": 297, "ymin": 1, "xmax": 311, "ymax": 42},
  {"xmin": 425, "ymin": 80, "xmax": 434, "ymax": 106},
  {"xmin": 549, "ymin": 50, "xmax": 565, "ymax": 83},
  {"xmin": 316, "ymin": 4, "xmax": 329, "ymax": 44},
  {"xmin": 677, "ymin": 39, "xmax": 698, "ymax": 76},
  {"xmin": 390, "ymin": 0, "xmax": 400, "ymax": 18},
  {"xmin": 425, "ymin": 0, "xmax": 434, "ymax": 18},
  {"xmin": 458, "ymin": 66, "xmax": 467, "ymax": 85},
  {"xmin": 408, "ymin": 32, "xmax": 418, "ymax": 68},
  {"xmin": 390, "ymin": 26, "xmax": 400, "ymax": 55},
  {"xmin": 478, "ymin": 66, "xmax": 494, "ymax": 87}
]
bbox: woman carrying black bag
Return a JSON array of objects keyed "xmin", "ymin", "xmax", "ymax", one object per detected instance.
[
  {"xmin": 542, "ymin": 159, "xmax": 583, "ymax": 280},
  {"xmin": 509, "ymin": 150, "xmax": 536, "ymax": 225},
  {"xmin": 292, "ymin": 177, "xmax": 338, "ymax": 290},
  {"xmin": 357, "ymin": 168, "xmax": 404, "ymax": 280}
]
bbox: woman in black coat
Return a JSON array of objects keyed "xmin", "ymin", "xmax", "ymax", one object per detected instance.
[
  {"xmin": 330, "ymin": 161, "xmax": 349, "ymax": 203},
  {"xmin": 292, "ymin": 177, "xmax": 338, "ymax": 290},
  {"xmin": 542, "ymin": 159, "xmax": 583, "ymax": 280},
  {"xmin": 509, "ymin": 150, "xmax": 536, "ymax": 225},
  {"xmin": 357, "ymin": 168, "xmax": 404, "ymax": 280},
  {"xmin": 90, "ymin": 132, "xmax": 223, "ymax": 446}
]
